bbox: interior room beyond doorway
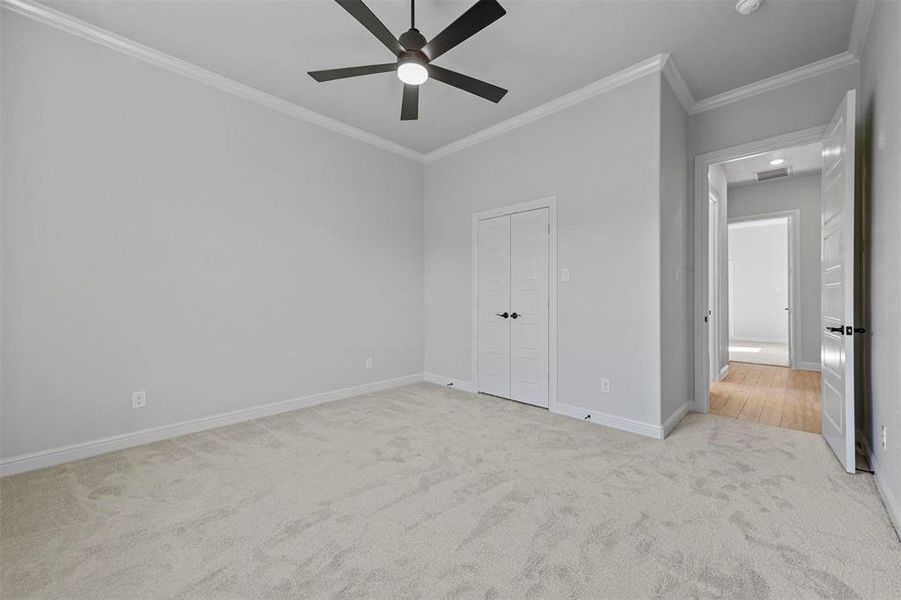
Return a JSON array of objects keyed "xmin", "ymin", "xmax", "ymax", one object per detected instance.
[{"xmin": 728, "ymin": 216, "xmax": 791, "ymax": 367}]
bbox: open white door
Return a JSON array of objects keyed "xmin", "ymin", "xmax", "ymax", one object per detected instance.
[{"xmin": 820, "ymin": 89, "xmax": 857, "ymax": 473}]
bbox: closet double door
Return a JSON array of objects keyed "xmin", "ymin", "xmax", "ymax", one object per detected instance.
[{"xmin": 477, "ymin": 208, "xmax": 549, "ymax": 408}]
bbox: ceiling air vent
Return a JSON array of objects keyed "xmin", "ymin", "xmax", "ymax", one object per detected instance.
[{"xmin": 756, "ymin": 166, "xmax": 791, "ymax": 182}]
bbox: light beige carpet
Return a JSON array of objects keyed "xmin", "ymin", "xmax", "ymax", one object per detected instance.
[{"xmin": 2, "ymin": 383, "xmax": 899, "ymax": 599}]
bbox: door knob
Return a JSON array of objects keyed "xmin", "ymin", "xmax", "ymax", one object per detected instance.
[
  {"xmin": 510, "ymin": 312, "xmax": 519, "ymax": 319},
  {"xmin": 826, "ymin": 326, "xmax": 844, "ymax": 334},
  {"xmin": 495, "ymin": 312, "xmax": 509, "ymax": 319}
]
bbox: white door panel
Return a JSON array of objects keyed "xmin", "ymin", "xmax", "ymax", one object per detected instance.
[
  {"xmin": 476, "ymin": 208, "xmax": 550, "ymax": 408},
  {"xmin": 820, "ymin": 89, "xmax": 857, "ymax": 473},
  {"xmin": 478, "ymin": 215, "xmax": 511, "ymax": 398},
  {"xmin": 510, "ymin": 209, "xmax": 549, "ymax": 408}
]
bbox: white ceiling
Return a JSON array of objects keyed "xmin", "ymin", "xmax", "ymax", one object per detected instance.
[
  {"xmin": 722, "ymin": 141, "xmax": 823, "ymax": 186},
  {"xmin": 39, "ymin": 0, "xmax": 858, "ymax": 153}
]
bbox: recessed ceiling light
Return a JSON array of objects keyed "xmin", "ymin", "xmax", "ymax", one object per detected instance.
[
  {"xmin": 770, "ymin": 158, "xmax": 785, "ymax": 166},
  {"xmin": 735, "ymin": 0, "xmax": 762, "ymax": 16}
]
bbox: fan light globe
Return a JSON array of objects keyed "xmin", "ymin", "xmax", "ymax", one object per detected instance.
[{"xmin": 398, "ymin": 62, "xmax": 428, "ymax": 85}]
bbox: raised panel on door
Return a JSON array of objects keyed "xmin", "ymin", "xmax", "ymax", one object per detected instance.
[
  {"xmin": 510, "ymin": 208, "xmax": 549, "ymax": 408},
  {"xmin": 478, "ymin": 215, "xmax": 511, "ymax": 398},
  {"xmin": 820, "ymin": 89, "xmax": 856, "ymax": 473}
]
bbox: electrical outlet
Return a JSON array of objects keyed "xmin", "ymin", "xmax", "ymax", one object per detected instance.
[
  {"xmin": 600, "ymin": 379, "xmax": 610, "ymax": 394},
  {"xmin": 882, "ymin": 425, "xmax": 887, "ymax": 450},
  {"xmin": 561, "ymin": 268, "xmax": 570, "ymax": 282},
  {"xmin": 132, "ymin": 390, "xmax": 146, "ymax": 409},
  {"xmin": 365, "ymin": 357, "xmax": 373, "ymax": 369}
]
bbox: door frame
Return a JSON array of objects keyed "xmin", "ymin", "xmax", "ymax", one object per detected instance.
[
  {"xmin": 708, "ymin": 190, "xmax": 722, "ymax": 380},
  {"xmin": 726, "ymin": 210, "xmax": 801, "ymax": 369},
  {"xmin": 471, "ymin": 196, "xmax": 558, "ymax": 410},
  {"xmin": 692, "ymin": 125, "xmax": 826, "ymax": 413}
]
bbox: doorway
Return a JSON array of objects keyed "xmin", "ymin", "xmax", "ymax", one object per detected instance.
[
  {"xmin": 471, "ymin": 197, "xmax": 557, "ymax": 409},
  {"xmin": 697, "ymin": 132, "xmax": 826, "ymax": 435},
  {"xmin": 695, "ymin": 97, "xmax": 861, "ymax": 471},
  {"xmin": 727, "ymin": 215, "xmax": 793, "ymax": 368}
]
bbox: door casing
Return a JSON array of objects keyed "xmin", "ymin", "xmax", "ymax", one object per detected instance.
[
  {"xmin": 471, "ymin": 196, "xmax": 557, "ymax": 410},
  {"xmin": 692, "ymin": 126, "xmax": 826, "ymax": 413}
]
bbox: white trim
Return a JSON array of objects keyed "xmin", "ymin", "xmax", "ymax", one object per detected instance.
[
  {"xmin": 552, "ymin": 402, "xmax": 664, "ymax": 440},
  {"xmin": 471, "ymin": 196, "xmax": 558, "ymax": 412},
  {"xmin": 797, "ymin": 361, "xmax": 822, "ymax": 372},
  {"xmin": 662, "ymin": 403, "xmax": 691, "ymax": 437},
  {"xmin": 424, "ymin": 373, "xmax": 475, "ymax": 393},
  {"xmin": 730, "ymin": 335, "xmax": 789, "ymax": 344},
  {"xmin": 848, "ymin": 0, "xmax": 876, "ymax": 59},
  {"xmin": 708, "ymin": 192, "xmax": 722, "ymax": 380},
  {"xmin": 0, "ymin": 373, "xmax": 424, "ymax": 476},
  {"xmin": 718, "ymin": 364, "xmax": 730, "ymax": 380},
  {"xmin": 4, "ymin": 0, "xmax": 867, "ymax": 160},
  {"xmin": 426, "ymin": 55, "xmax": 666, "ymax": 163},
  {"xmin": 661, "ymin": 54, "xmax": 695, "ymax": 113},
  {"xmin": 869, "ymin": 451, "xmax": 901, "ymax": 538},
  {"xmin": 0, "ymin": 0, "xmax": 425, "ymax": 163},
  {"xmin": 728, "ymin": 209, "xmax": 801, "ymax": 369},
  {"xmin": 690, "ymin": 52, "xmax": 858, "ymax": 115},
  {"xmin": 692, "ymin": 125, "xmax": 827, "ymax": 413}
]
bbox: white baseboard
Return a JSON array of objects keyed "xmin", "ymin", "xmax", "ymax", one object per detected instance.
[
  {"xmin": 0, "ymin": 373, "xmax": 424, "ymax": 477},
  {"xmin": 552, "ymin": 402, "xmax": 664, "ymax": 439},
  {"xmin": 662, "ymin": 403, "xmax": 692, "ymax": 437},
  {"xmin": 424, "ymin": 373, "xmax": 475, "ymax": 393},
  {"xmin": 731, "ymin": 336, "xmax": 789, "ymax": 344},
  {"xmin": 718, "ymin": 364, "xmax": 730, "ymax": 380},
  {"xmin": 869, "ymin": 452, "xmax": 901, "ymax": 538},
  {"xmin": 796, "ymin": 361, "xmax": 822, "ymax": 372}
]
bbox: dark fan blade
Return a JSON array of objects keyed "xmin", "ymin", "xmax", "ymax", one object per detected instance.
[
  {"xmin": 336, "ymin": 0, "xmax": 405, "ymax": 56},
  {"xmin": 308, "ymin": 63, "xmax": 396, "ymax": 82},
  {"xmin": 401, "ymin": 84, "xmax": 419, "ymax": 120},
  {"xmin": 421, "ymin": 0, "xmax": 506, "ymax": 62},
  {"xmin": 428, "ymin": 65, "xmax": 507, "ymax": 103}
]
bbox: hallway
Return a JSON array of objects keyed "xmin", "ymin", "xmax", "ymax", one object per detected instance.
[{"xmin": 709, "ymin": 362, "xmax": 821, "ymax": 434}]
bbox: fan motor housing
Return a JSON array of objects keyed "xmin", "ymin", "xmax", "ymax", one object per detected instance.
[
  {"xmin": 398, "ymin": 50, "xmax": 428, "ymax": 69},
  {"xmin": 399, "ymin": 28, "xmax": 427, "ymax": 51}
]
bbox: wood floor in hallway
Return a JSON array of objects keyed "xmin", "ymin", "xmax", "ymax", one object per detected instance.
[{"xmin": 709, "ymin": 361, "xmax": 822, "ymax": 434}]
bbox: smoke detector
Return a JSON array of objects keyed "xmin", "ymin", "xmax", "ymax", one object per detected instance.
[{"xmin": 736, "ymin": 0, "xmax": 762, "ymax": 15}]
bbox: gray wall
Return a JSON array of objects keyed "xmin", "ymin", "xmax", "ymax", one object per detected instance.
[
  {"xmin": 425, "ymin": 73, "xmax": 664, "ymax": 427},
  {"xmin": 859, "ymin": 0, "xmax": 901, "ymax": 527},
  {"xmin": 659, "ymin": 77, "xmax": 691, "ymax": 423},
  {"xmin": 1, "ymin": 14, "xmax": 424, "ymax": 458},
  {"xmin": 727, "ymin": 219, "xmax": 790, "ymax": 344},
  {"xmin": 728, "ymin": 174, "xmax": 823, "ymax": 368},
  {"xmin": 691, "ymin": 61, "xmax": 860, "ymax": 156}
]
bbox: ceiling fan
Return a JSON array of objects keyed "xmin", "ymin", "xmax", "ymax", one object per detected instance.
[{"xmin": 308, "ymin": 0, "xmax": 508, "ymax": 121}]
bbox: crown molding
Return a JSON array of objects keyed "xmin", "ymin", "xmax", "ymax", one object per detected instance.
[
  {"xmin": 0, "ymin": 0, "xmax": 426, "ymax": 163},
  {"xmin": 425, "ymin": 54, "xmax": 666, "ymax": 163},
  {"xmin": 4, "ymin": 0, "xmax": 868, "ymax": 163},
  {"xmin": 848, "ymin": 0, "xmax": 876, "ymax": 59},
  {"xmin": 661, "ymin": 54, "xmax": 695, "ymax": 113},
  {"xmin": 690, "ymin": 51, "xmax": 858, "ymax": 115}
]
